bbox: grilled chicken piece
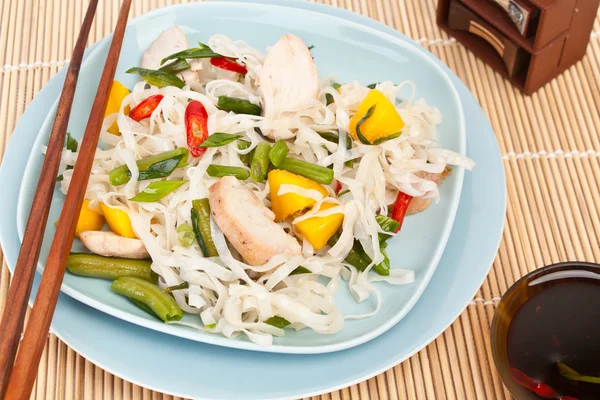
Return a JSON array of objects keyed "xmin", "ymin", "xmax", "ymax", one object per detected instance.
[
  {"xmin": 407, "ymin": 168, "xmax": 450, "ymax": 215},
  {"xmin": 140, "ymin": 26, "xmax": 200, "ymax": 84},
  {"xmin": 209, "ymin": 176, "xmax": 301, "ymax": 266},
  {"xmin": 141, "ymin": 26, "xmax": 188, "ymax": 70},
  {"xmin": 79, "ymin": 231, "xmax": 150, "ymax": 259},
  {"xmin": 258, "ymin": 34, "xmax": 319, "ymax": 138}
]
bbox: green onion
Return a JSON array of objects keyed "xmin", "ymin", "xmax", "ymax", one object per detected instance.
[
  {"xmin": 217, "ymin": 96, "xmax": 262, "ymax": 116},
  {"xmin": 278, "ymin": 158, "xmax": 334, "ymax": 184},
  {"xmin": 160, "ymin": 46, "xmax": 221, "ymax": 66},
  {"xmin": 177, "ymin": 223, "xmax": 195, "ymax": 247},
  {"xmin": 250, "ymin": 142, "xmax": 271, "ymax": 182},
  {"xmin": 265, "ymin": 316, "xmax": 291, "ymax": 329},
  {"xmin": 165, "ymin": 282, "xmax": 189, "ymax": 293},
  {"xmin": 191, "ymin": 199, "xmax": 219, "ymax": 257},
  {"xmin": 109, "ymin": 148, "xmax": 189, "ymax": 186},
  {"xmin": 205, "ymin": 323, "xmax": 217, "ymax": 329},
  {"xmin": 158, "ymin": 58, "xmax": 191, "ymax": 74},
  {"xmin": 129, "ymin": 180, "xmax": 186, "ymax": 202},
  {"xmin": 200, "ymin": 133, "xmax": 242, "ymax": 148},
  {"xmin": 355, "ymin": 104, "xmax": 376, "ymax": 145},
  {"xmin": 206, "ymin": 165, "xmax": 250, "ymax": 180},
  {"xmin": 126, "ymin": 67, "xmax": 185, "ymax": 89},
  {"xmin": 268, "ymin": 140, "xmax": 289, "ymax": 167}
]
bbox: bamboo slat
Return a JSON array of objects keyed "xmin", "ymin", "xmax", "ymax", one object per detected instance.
[{"xmin": 1, "ymin": 0, "xmax": 599, "ymax": 398}]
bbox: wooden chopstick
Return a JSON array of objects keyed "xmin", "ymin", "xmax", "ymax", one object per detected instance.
[
  {"xmin": 0, "ymin": 0, "xmax": 100, "ymax": 397},
  {"xmin": 2, "ymin": 1, "xmax": 132, "ymax": 398}
]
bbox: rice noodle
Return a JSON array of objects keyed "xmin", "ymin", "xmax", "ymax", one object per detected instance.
[{"xmin": 59, "ymin": 32, "xmax": 474, "ymax": 346}]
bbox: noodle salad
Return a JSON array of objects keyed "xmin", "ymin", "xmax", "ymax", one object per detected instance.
[{"xmin": 58, "ymin": 28, "xmax": 474, "ymax": 346}]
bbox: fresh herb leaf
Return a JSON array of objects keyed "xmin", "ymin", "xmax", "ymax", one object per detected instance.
[
  {"xmin": 159, "ymin": 58, "xmax": 191, "ymax": 74},
  {"xmin": 165, "ymin": 282, "xmax": 189, "ymax": 293},
  {"xmin": 126, "ymin": 67, "xmax": 185, "ymax": 89},
  {"xmin": 200, "ymin": 133, "xmax": 243, "ymax": 148},
  {"xmin": 373, "ymin": 131, "xmax": 402, "ymax": 145},
  {"xmin": 161, "ymin": 46, "xmax": 221, "ymax": 65},
  {"xmin": 265, "ymin": 316, "xmax": 291, "ymax": 329},
  {"xmin": 129, "ymin": 180, "xmax": 186, "ymax": 202},
  {"xmin": 56, "ymin": 175, "xmax": 64, "ymax": 182},
  {"xmin": 331, "ymin": 82, "xmax": 342, "ymax": 90},
  {"xmin": 325, "ymin": 93, "xmax": 334, "ymax": 106},
  {"xmin": 367, "ymin": 83, "xmax": 378, "ymax": 89},
  {"xmin": 290, "ymin": 266, "xmax": 312, "ymax": 275},
  {"xmin": 137, "ymin": 155, "xmax": 185, "ymax": 181},
  {"xmin": 66, "ymin": 132, "xmax": 78, "ymax": 152},
  {"xmin": 338, "ymin": 189, "xmax": 350, "ymax": 197},
  {"xmin": 308, "ymin": 45, "xmax": 315, "ymax": 50},
  {"xmin": 558, "ymin": 362, "xmax": 600, "ymax": 384},
  {"xmin": 355, "ymin": 104, "xmax": 376, "ymax": 145}
]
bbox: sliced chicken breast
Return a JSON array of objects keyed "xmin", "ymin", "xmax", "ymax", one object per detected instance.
[
  {"xmin": 258, "ymin": 34, "xmax": 319, "ymax": 138},
  {"xmin": 79, "ymin": 231, "xmax": 150, "ymax": 259},
  {"xmin": 209, "ymin": 176, "xmax": 301, "ymax": 266},
  {"xmin": 141, "ymin": 26, "xmax": 189, "ymax": 70}
]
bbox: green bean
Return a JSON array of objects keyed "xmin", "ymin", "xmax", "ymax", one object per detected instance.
[
  {"xmin": 265, "ymin": 316, "xmax": 291, "ymax": 329},
  {"xmin": 237, "ymin": 140, "xmax": 254, "ymax": 165},
  {"xmin": 126, "ymin": 67, "xmax": 185, "ymax": 89},
  {"xmin": 217, "ymin": 96, "xmax": 262, "ymax": 116},
  {"xmin": 206, "ymin": 165, "xmax": 250, "ymax": 180},
  {"xmin": 375, "ymin": 215, "xmax": 400, "ymax": 243},
  {"xmin": 158, "ymin": 58, "xmax": 191, "ymax": 74},
  {"xmin": 109, "ymin": 148, "xmax": 189, "ymax": 186},
  {"xmin": 177, "ymin": 223, "xmax": 195, "ymax": 247},
  {"xmin": 129, "ymin": 180, "xmax": 186, "ymax": 202},
  {"xmin": 111, "ymin": 277, "xmax": 183, "ymax": 322},
  {"xmin": 327, "ymin": 233, "xmax": 371, "ymax": 272},
  {"xmin": 67, "ymin": 253, "xmax": 157, "ymax": 282},
  {"xmin": 268, "ymin": 140, "xmax": 289, "ymax": 167},
  {"xmin": 191, "ymin": 199, "xmax": 218, "ymax": 257},
  {"xmin": 250, "ymin": 142, "xmax": 271, "ymax": 182},
  {"xmin": 327, "ymin": 233, "xmax": 389, "ymax": 276},
  {"xmin": 278, "ymin": 158, "xmax": 334, "ymax": 184}
]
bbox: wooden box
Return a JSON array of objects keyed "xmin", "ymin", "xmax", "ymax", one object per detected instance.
[{"xmin": 437, "ymin": 0, "xmax": 600, "ymax": 95}]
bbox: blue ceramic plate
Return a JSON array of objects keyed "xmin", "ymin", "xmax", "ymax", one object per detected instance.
[
  {"xmin": 14, "ymin": 2, "xmax": 466, "ymax": 354},
  {"xmin": 0, "ymin": 1, "xmax": 505, "ymax": 398}
]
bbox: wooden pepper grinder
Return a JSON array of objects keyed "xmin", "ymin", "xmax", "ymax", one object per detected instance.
[{"xmin": 437, "ymin": 0, "xmax": 600, "ymax": 95}]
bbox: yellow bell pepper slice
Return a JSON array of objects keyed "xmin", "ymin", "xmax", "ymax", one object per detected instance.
[
  {"xmin": 99, "ymin": 202, "xmax": 137, "ymax": 238},
  {"xmin": 348, "ymin": 89, "xmax": 405, "ymax": 145},
  {"xmin": 104, "ymin": 80, "xmax": 131, "ymax": 136},
  {"xmin": 75, "ymin": 199, "xmax": 105, "ymax": 238},
  {"xmin": 295, "ymin": 202, "xmax": 344, "ymax": 250},
  {"xmin": 268, "ymin": 170, "xmax": 329, "ymax": 222}
]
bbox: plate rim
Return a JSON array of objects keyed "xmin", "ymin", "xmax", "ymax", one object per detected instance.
[{"xmin": 14, "ymin": 0, "xmax": 467, "ymax": 354}]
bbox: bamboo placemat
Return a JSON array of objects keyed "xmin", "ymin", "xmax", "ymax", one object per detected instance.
[{"xmin": 1, "ymin": 0, "xmax": 599, "ymax": 398}]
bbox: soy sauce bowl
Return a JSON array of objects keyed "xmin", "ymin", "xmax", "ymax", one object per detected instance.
[{"xmin": 491, "ymin": 262, "xmax": 600, "ymax": 400}]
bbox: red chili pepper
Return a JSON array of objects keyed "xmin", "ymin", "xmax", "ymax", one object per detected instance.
[
  {"xmin": 129, "ymin": 94, "xmax": 164, "ymax": 122},
  {"xmin": 210, "ymin": 57, "xmax": 248, "ymax": 74},
  {"xmin": 333, "ymin": 180, "xmax": 342, "ymax": 195},
  {"xmin": 510, "ymin": 368, "xmax": 564, "ymax": 399},
  {"xmin": 185, "ymin": 100, "xmax": 209, "ymax": 158},
  {"xmin": 391, "ymin": 192, "xmax": 413, "ymax": 233}
]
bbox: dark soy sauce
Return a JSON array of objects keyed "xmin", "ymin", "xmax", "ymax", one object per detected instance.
[{"xmin": 506, "ymin": 274, "xmax": 600, "ymax": 400}]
